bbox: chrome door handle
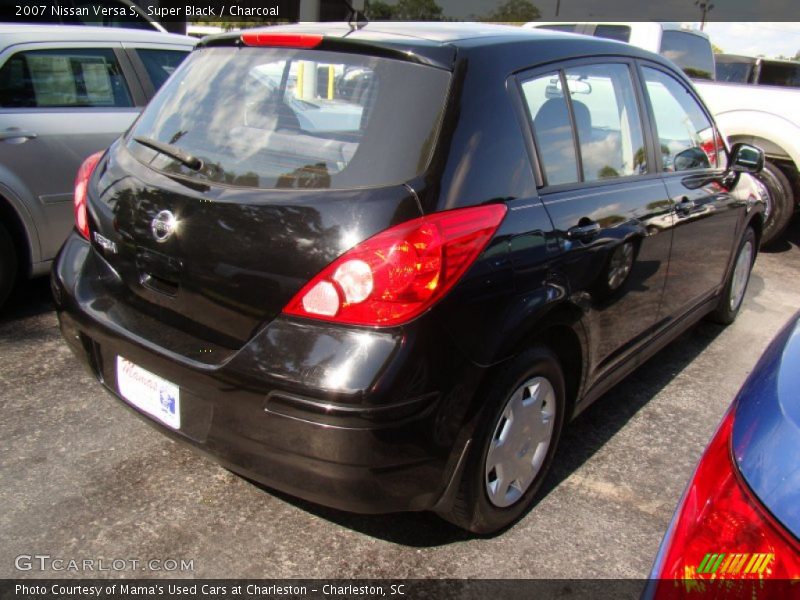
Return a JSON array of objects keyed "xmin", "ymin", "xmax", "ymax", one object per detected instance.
[
  {"xmin": 567, "ymin": 222, "xmax": 600, "ymax": 241},
  {"xmin": 0, "ymin": 129, "xmax": 38, "ymax": 141}
]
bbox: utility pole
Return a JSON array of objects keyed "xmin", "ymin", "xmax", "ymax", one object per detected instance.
[
  {"xmin": 695, "ymin": 1, "xmax": 714, "ymax": 31},
  {"xmin": 555, "ymin": 0, "xmax": 561, "ymax": 17}
]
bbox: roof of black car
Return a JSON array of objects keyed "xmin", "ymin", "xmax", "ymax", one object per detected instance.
[
  {"xmin": 257, "ymin": 21, "xmax": 560, "ymax": 44},
  {"xmin": 200, "ymin": 21, "xmax": 649, "ymax": 72}
]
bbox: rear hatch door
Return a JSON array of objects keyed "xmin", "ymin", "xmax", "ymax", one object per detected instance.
[{"xmin": 87, "ymin": 43, "xmax": 451, "ymax": 351}]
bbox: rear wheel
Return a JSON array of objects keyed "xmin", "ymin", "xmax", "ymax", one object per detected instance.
[
  {"xmin": 0, "ymin": 222, "xmax": 17, "ymax": 310},
  {"xmin": 757, "ymin": 160, "xmax": 794, "ymax": 247},
  {"xmin": 708, "ymin": 227, "xmax": 756, "ymax": 325},
  {"xmin": 439, "ymin": 347, "xmax": 566, "ymax": 534}
]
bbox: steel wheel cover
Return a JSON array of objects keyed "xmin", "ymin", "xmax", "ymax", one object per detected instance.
[{"xmin": 485, "ymin": 376, "xmax": 557, "ymax": 508}]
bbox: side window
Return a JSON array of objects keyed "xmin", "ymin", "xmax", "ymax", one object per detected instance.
[
  {"xmin": 758, "ymin": 61, "xmax": 800, "ymax": 88},
  {"xmin": 135, "ymin": 49, "xmax": 190, "ymax": 91},
  {"xmin": 520, "ymin": 71, "xmax": 579, "ymax": 186},
  {"xmin": 715, "ymin": 60, "xmax": 754, "ymax": 84},
  {"xmin": 0, "ymin": 48, "xmax": 132, "ymax": 108},
  {"xmin": 592, "ymin": 25, "xmax": 631, "ymax": 43},
  {"xmin": 563, "ymin": 63, "xmax": 647, "ymax": 181},
  {"xmin": 537, "ymin": 24, "xmax": 579, "ymax": 33},
  {"xmin": 642, "ymin": 67, "xmax": 721, "ymax": 172},
  {"xmin": 659, "ymin": 31, "xmax": 715, "ymax": 80}
]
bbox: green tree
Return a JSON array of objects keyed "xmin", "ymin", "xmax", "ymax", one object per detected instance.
[
  {"xmin": 711, "ymin": 43, "xmax": 724, "ymax": 54},
  {"xmin": 481, "ymin": 0, "xmax": 541, "ymax": 22},
  {"xmin": 598, "ymin": 166, "xmax": 620, "ymax": 179},
  {"xmin": 392, "ymin": 0, "xmax": 443, "ymax": 20},
  {"xmin": 366, "ymin": 0, "xmax": 396, "ymax": 19}
]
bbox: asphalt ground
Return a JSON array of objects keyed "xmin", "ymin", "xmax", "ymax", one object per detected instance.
[{"xmin": 1, "ymin": 220, "xmax": 799, "ymax": 580}]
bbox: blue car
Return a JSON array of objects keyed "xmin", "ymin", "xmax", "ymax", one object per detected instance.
[{"xmin": 649, "ymin": 311, "xmax": 800, "ymax": 589}]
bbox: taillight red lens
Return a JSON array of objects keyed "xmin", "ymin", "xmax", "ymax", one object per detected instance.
[
  {"xmin": 651, "ymin": 407, "xmax": 800, "ymax": 586},
  {"xmin": 73, "ymin": 151, "xmax": 103, "ymax": 240},
  {"xmin": 283, "ymin": 204, "xmax": 507, "ymax": 327},
  {"xmin": 240, "ymin": 32, "xmax": 323, "ymax": 48}
]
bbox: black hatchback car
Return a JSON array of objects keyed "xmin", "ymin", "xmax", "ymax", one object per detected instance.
[{"xmin": 53, "ymin": 23, "xmax": 766, "ymax": 533}]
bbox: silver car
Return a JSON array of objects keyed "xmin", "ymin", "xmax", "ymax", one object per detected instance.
[{"xmin": 0, "ymin": 24, "xmax": 195, "ymax": 307}]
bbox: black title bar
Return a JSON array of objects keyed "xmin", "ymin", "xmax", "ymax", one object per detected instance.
[{"xmin": 0, "ymin": 0, "xmax": 797, "ymax": 23}]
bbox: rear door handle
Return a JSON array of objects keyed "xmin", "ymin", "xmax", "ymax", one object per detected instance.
[
  {"xmin": 0, "ymin": 129, "xmax": 38, "ymax": 141},
  {"xmin": 567, "ymin": 222, "xmax": 600, "ymax": 241}
]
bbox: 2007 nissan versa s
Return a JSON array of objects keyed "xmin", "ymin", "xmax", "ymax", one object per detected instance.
[{"xmin": 53, "ymin": 23, "xmax": 767, "ymax": 533}]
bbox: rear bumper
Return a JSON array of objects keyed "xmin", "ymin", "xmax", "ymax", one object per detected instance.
[{"xmin": 52, "ymin": 233, "xmax": 485, "ymax": 514}]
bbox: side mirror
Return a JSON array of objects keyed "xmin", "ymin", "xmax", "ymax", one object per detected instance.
[
  {"xmin": 674, "ymin": 147, "xmax": 711, "ymax": 172},
  {"xmin": 728, "ymin": 143, "xmax": 764, "ymax": 174}
]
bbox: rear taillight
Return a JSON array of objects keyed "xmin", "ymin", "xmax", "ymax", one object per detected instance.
[
  {"xmin": 73, "ymin": 151, "xmax": 103, "ymax": 240},
  {"xmin": 651, "ymin": 407, "xmax": 800, "ymax": 585},
  {"xmin": 283, "ymin": 204, "xmax": 507, "ymax": 327},
  {"xmin": 240, "ymin": 32, "xmax": 323, "ymax": 48}
]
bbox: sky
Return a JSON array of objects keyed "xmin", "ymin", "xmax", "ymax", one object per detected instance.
[
  {"xmin": 373, "ymin": 1, "xmax": 800, "ymax": 59},
  {"xmin": 702, "ymin": 22, "xmax": 800, "ymax": 58}
]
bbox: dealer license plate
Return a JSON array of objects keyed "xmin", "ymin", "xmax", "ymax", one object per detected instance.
[{"xmin": 116, "ymin": 356, "xmax": 180, "ymax": 429}]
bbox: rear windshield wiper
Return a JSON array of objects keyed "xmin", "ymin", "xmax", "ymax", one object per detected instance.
[{"xmin": 133, "ymin": 136, "xmax": 203, "ymax": 171}]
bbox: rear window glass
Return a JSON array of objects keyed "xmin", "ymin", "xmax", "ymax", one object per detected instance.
[
  {"xmin": 128, "ymin": 47, "xmax": 450, "ymax": 190},
  {"xmin": 592, "ymin": 25, "xmax": 631, "ymax": 43},
  {"xmin": 659, "ymin": 30, "xmax": 715, "ymax": 80},
  {"xmin": 758, "ymin": 61, "xmax": 800, "ymax": 88},
  {"xmin": 715, "ymin": 60, "xmax": 754, "ymax": 83},
  {"xmin": 538, "ymin": 25, "xmax": 579, "ymax": 33}
]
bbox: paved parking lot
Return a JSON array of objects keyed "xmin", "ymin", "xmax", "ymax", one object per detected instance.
[{"xmin": 2, "ymin": 221, "xmax": 799, "ymax": 580}]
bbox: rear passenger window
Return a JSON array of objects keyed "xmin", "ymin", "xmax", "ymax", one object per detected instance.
[
  {"xmin": 521, "ymin": 72, "xmax": 579, "ymax": 186},
  {"xmin": 135, "ymin": 49, "xmax": 189, "ymax": 91},
  {"xmin": 564, "ymin": 63, "xmax": 647, "ymax": 181},
  {"xmin": 0, "ymin": 48, "xmax": 132, "ymax": 108},
  {"xmin": 521, "ymin": 63, "xmax": 646, "ymax": 186},
  {"xmin": 643, "ymin": 67, "xmax": 721, "ymax": 172}
]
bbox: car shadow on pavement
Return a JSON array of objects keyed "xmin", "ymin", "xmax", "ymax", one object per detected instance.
[
  {"xmin": 0, "ymin": 277, "xmax": 54, "ymax": 323},
  {"xmin": 539, "ymin": 320, "xmax": 724, "ymax": 498},
  {"xmin": 248, "ymin": 320, "xmax": 726, "ymax": 548},
  {"xmin": 261, "ymin": 487, "xmax": 475, "ymax": 547}
]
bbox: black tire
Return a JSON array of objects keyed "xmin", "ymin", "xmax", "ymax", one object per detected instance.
[
  {"xmin": 708, "ymin": 227, "xmax": 756, "ymax": 325},
  {"xmin": 438, "ymin": 347, "xmax": 566, "ymax": 534},
  {"xmin": 757, "ymin": 160, "xmax": 794, "ymax": 247},
  {"xmin": 0, "ymin": 222, "xmax": 17, "ymax": 310}
]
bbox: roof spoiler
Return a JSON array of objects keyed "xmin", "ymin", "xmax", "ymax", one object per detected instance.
[{"xmin": 196, "ymin": 28, "xmax": 456, "ymax": 71}]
